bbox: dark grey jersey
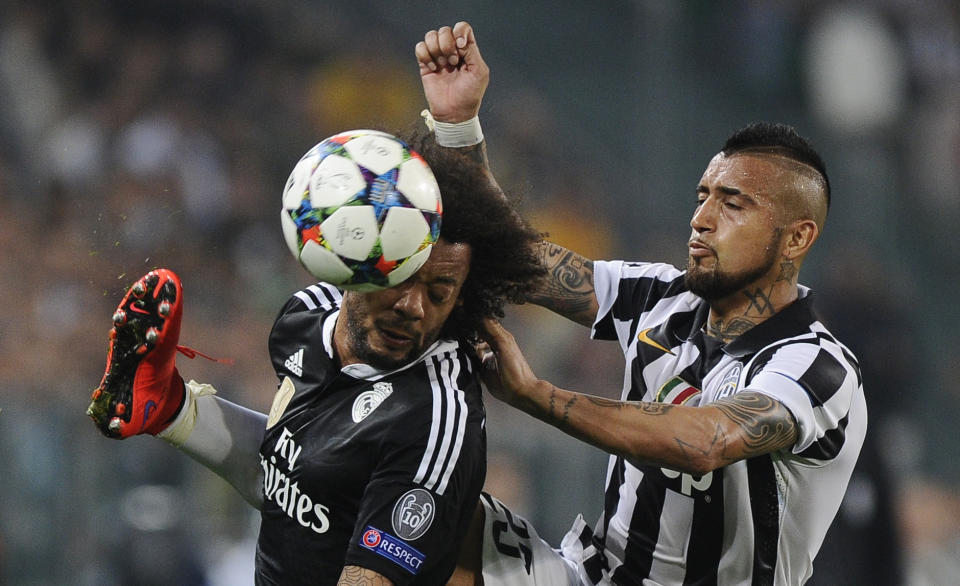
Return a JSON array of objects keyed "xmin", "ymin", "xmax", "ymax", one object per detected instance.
[{"xmin": 255, "ymin": 283, "xmax": 486, "ymax": 585}]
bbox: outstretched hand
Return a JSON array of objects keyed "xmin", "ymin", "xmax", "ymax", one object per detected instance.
[
  {"xmin": 476, "ymin": 318, "xmax": 541, "ymax": 409},
  {"xmin": 415, "ymin": 21, "xmax": 489, "ymax": 123}
]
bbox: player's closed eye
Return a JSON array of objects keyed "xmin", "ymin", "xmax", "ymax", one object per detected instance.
[{"xmin": 429, "ymin": 287, "xmax": 453, "ymax": 304}]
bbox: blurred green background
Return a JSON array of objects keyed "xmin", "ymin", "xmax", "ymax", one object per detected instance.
[{"xmin": 1, "ymin": 1, "xmax": 957, "ymax": 584}]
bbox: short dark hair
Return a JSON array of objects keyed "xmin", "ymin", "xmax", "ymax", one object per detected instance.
[
  {"xmin": 722, "ymin": 122, "xmax": 831, "ymax": 209},
  {"xmin": 401, "ymin": 130, "xmax": 545, "ymax": 341}
]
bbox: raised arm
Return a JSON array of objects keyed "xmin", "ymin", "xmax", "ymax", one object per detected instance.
[
  {"xmin": 415, "ymin": 21, "xmax": 490, "ymax": 169},
  {"xmin": 477, "ymin": 318, "xmax": 798, "ymax": 475},
  {"xmin": 417, "ymin": 22, "xmax": 600, "ymax": 327}
]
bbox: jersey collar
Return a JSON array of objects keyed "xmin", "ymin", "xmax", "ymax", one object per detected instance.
[
  {"xmin": 339, "ymin": 339, "xmax": 460, "ymax": 381},
  {"xmin": 322, "ymin": 310, "xmax": 460, "ymax": 381},
  {"xmin": 322, "ymin": 308, "xmax": 339, "ymax": 359}
]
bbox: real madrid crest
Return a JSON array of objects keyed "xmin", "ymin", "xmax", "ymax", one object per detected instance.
[{"xmin": 352, "ymin": 381, "xmax": 394, "ymax": 423}]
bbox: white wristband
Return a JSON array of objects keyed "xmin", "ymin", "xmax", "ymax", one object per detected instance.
[
  {"xmin": 157, "ymin": 379, "xmax": 218, "ymax": 447},
  {"xmin": 421, "ymin": 109, "xmax": 484, "ymax": 147}
]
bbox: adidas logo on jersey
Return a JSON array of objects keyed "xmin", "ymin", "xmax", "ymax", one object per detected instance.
[{"xmin": 284, "ymin": 349, "xmax": 304, "ymax": 377}]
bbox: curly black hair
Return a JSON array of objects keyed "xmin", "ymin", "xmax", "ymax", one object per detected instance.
[{"xmin": 399, "ymin": 129, "xmax": 546, "ymax": 342}]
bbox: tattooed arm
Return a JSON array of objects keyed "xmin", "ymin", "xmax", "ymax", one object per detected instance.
[
  {"xmin": 478, "ymin": 319, "xmax": 798, "ymax": 475},
  {"xmin": 338, "ymin": 566, "xmax": 393, "ymax": 585},
  {"xmin": 416, "ymin": 23, "xmax": 603, "ymax": 326},
  {"xmin": 527, "ymin": 242, "xmax": 600, "ymax": 327}
]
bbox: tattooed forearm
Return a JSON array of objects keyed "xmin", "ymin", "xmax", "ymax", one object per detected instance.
[
  {"xmin": 584, "ymin": 395, "xmax": 621, "ymax": 409},
  {"xmin": 561, "ymin": 395, "xmax": 578, "ymax": 428},
  {"xmin": 583, "ymin": 395, "xmax": 675, "ymax": 416},
  {"xmin": 711, "ymin": 391, "xmax": 798, "ymax": 461},
  {"xmin": 528, "ymin": 242, "xmax": 596, "ymax": 325},
  {"xmin": 339, "ymin": 566, "xmax": 392, "ymax": 585},
  {"xmin": 545, "ymin": 387, "xmax": 579, "ymax": 429},
  {"xmin": 671, "ymin": 421, "xmax": 728, "ymax": 470}
]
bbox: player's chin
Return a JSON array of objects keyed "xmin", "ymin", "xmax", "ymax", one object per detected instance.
[
  {"xmin": 687, "ymin": 253, "xmax": 717, "ymax": 270},
  {"xmin": 369, "ymin": 331, "xmax": 421, "ymax": 368}
]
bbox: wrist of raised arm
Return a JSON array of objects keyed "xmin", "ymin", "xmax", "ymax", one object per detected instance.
[{"xmin": 421, "ymin": 109, "xmax": 484, "ymax": 147}]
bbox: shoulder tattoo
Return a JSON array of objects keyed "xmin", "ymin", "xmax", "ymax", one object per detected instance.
[{"xmin": 528, "ymin": 242, "xmax": 595, "ymax": 321}]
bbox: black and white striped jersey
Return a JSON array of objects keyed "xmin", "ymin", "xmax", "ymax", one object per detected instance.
[
  {"xmin": 568, "ymin": 261, "xmax": 866, "ymax": 586},
  {"xmin": 255, "ymin": 283, "xmax": 486, "ymax": 585}
]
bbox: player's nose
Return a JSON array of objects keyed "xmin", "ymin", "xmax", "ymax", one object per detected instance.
[
  {"xmin": 392, "ymin": 283, "xmax": 426, "ymax": 320},
  {"xmin": 690, "ymin": 198, "xmax": 715, "ymax": 233}
]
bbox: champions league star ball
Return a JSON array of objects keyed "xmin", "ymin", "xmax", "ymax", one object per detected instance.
[{"xmin": 280, "ymin": 130, "xmax": 442, "ymax": 291}]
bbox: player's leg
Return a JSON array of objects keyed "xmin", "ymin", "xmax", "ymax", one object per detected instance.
[
  {"xmin": 477, "ymin": 493, "xmax": 580, "ymax": 585},
  {"xmin": 87, "ymin": 269, "xmax": 187, "ymax": 438},
  {"xmin": 86, "ymin": 268, "xmax": 267, "ymax": 508}
]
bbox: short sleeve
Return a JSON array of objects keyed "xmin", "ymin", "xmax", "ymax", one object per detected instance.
[{"xmin": 744, "ymin": 340, "xmax": 861, "ymax": 460}]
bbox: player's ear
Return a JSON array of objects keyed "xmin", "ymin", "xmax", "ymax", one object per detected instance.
[{"xmin": 783, "ymin": 218, "xmax": 819, "ymax": 260}]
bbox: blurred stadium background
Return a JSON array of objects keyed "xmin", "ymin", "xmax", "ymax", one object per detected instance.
[{"xmin": 0, "ymin": 1, "xmax": 957, "ymax": 584}]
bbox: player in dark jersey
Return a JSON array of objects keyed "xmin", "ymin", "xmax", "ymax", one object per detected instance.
[
  {"xmin": 87, "ymin": 133, "xmax": 545, "ymax": 585},
  {"xmin": 417, "ymin": 22, "xmax": 865, "ymax": 585}
]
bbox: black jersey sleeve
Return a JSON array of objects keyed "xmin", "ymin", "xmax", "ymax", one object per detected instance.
[{"xmin": 342, "ymin": 350, "xmax": 486, "ymax": 584}]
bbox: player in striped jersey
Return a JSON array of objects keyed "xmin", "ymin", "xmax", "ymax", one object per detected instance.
[
  {"xmin": 87, "ymin": 134, "xmax": 545, "ymax": 584},
  {"xmin": 417, "ymin": 22, "xmax": 866, "ymax": 585}
]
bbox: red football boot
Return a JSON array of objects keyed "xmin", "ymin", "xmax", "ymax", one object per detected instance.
[{"xmin": 88, "ymin": 269, "xmax": 189, "ymax": 439}]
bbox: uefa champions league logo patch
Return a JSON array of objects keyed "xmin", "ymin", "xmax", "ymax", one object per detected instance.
[
  {"xmin": 352, "ymin": 382, "xmax": 394, "ymax": 423},
  {"xmin": 392, "ymin": 488, "xmax": 435, "ymax": 540},
  {"xmin": 360, "ymin": 526, "xmax": 425, "ymax": 575}
]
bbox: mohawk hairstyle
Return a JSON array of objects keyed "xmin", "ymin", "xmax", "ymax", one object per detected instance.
[
  {"xmin": 722, "ymin": 122, "xmax": 831, "ymax": 209},
  {"xmin": 399, "ymin": 129, "xmax": 546, "ymax": 342}
]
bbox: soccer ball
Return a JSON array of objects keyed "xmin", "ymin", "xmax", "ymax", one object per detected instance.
[{"xmin": 280, "ymin": 130, "xmax": 442, "ymax": 291}]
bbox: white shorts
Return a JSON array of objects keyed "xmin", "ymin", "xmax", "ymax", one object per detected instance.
[{"xmin": 479, "ymin": 493, "xmax": 585, "ymax": 586}]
